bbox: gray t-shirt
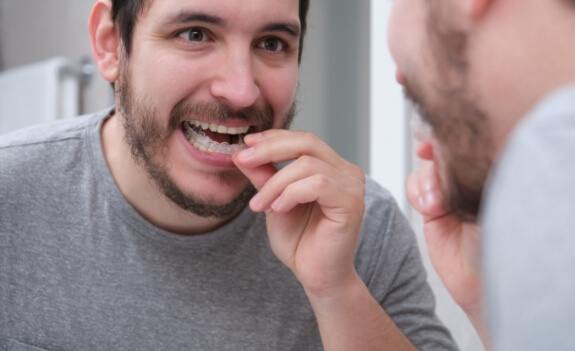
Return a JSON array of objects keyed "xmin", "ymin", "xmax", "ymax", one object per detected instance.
[
  {"xmin": 483, "ymin": 85, "xmax": 575, "ymax": 350},
  {"xmin": 0, "ymin": 111, "xmax": 456, "ymax": 351}
]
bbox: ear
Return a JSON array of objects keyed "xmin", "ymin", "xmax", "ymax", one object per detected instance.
[
  {"xmin": 468, "ymin": 0, "xmax": 495, "ymax": 19},
  {"xmin": 89, "ymin": 0, "xmax": 121, "ymax": 83}
]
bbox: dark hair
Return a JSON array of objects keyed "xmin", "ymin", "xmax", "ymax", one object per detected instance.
[{"xmin": 111, "ymin": 0, "xmax": 310, "ymax": 62}]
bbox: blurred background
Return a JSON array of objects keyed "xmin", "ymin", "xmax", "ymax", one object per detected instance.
[{"xmin": 0, "ymin": 0, "xmax": 483, "ymax": 349}]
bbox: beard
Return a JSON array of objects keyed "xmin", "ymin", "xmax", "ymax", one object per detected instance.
[
  {"xmin": 404, "ymin": 1, "xmax": 494, "ymax": 222},
  {"xmin": 115, "ymin": 61, "xmax": 296, "ymax": 219}
]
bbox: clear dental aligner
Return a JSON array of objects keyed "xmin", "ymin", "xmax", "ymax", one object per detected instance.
[{"xmin": 183, "ymin": 121, "xmax": 248, "ymax": 155}]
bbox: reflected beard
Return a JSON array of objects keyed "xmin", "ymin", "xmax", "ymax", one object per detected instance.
[
  {"xmin": 404, "ymin": 1, "xmax": 494, "ymax": 222},
  {"xmin": 115, "ymin": 65, "xmax": 295, "ymax": 218}
]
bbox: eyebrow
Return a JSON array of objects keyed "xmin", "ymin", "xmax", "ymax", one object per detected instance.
[
  {"xmin": 161, "ymin": 11, "xmax": 300, "ymax": 38},
  {"xmin": 262, "ymin": 23, "xmax": 301, "ymax": 38},
  {"xmin": 163, "ymin": 11, "xmax": 225, "ymax": 26}
]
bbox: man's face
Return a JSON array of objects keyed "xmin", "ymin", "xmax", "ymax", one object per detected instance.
[
  {"xmin": 389, "ymin": 0, "xmax": 494, "ymax": 221},
  {"xmin": 116, "ymin": 0, "xmax": 300, "ymax": 218}
]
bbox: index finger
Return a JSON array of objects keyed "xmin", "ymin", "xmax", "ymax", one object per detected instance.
[{"xmin": 237, "ymin": 129, "xmax": 355, "ymax": 175}]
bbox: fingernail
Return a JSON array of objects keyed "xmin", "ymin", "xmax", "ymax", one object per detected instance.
[
  {"xmin": 250, "ymin": 193, "xmax": 262, "ymax": 211},
  {"xmin": 238, "ymin": 147, "xmax": 255, "ymax": 162},
  {"xmin": 244, "ymin": 133, "xmax": 262, "ymax": 144}
]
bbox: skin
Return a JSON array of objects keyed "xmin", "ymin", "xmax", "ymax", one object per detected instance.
[
  {"xmin": 90, "ymin": 0, "xmax": 416, "ymax": 349},
  {"xmin": 388, "ymin": 0, "xmax": 575, "ymax": 348}
]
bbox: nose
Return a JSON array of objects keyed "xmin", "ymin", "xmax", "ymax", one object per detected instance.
[{"xmin": 210, "ymin": 50, "xmax": 261, "ymax": 110}]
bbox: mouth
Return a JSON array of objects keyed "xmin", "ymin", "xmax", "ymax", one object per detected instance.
[{"xmin": 182, "ymin": 120, "xmax": 257, "ymax": 155}]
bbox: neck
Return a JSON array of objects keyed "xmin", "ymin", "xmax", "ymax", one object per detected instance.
[
  {"xmin": 469, "ymin": 0, "xmax": 575, "ymax": 155},
  {"xmin": 101, "ymin": 111, "xmax": 234, "ymax": 234}
]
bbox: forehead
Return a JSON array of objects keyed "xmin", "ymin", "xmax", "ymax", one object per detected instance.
[{"xmin": 141, "ymin": 0, "xmax": 301, "ymax": 31}]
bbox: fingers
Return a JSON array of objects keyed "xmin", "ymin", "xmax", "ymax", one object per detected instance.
[
  {"xmin": 249, "ymin": 155, "xmax": 362, "ymax": 214},
  {"xmin": 271, "ymin": 173, "xmax": 364, "ymax": 225},
  {"xmin": 233, "ymin": 158, "xmax": 277, "ymax": 191},
  {"xmin": 239, "ymin": 130, "xmax": 361, "ymax": 179},
  {"xmin": 232, "ymin": 129, "xmax": 365, "ymax": 218},
  {"xmin": 406, "ymin": 160, "xmax": 447, "ymax": 220},
  {"xmin": 247, "ymin": 155, "xmax": 331, "ymax": 211},
  {"xmin": 269, "ymin": 177, "xmax": 322, "ymax": 213}
]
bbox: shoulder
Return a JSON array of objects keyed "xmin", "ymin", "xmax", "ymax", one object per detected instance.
[
  {"xmin": 507, "ymin": 85, "xmax": 575, "ymax": 156},
  {"xmin": 483, "ymin": 85, "xmax": 575, "ymax": 293},
  {"xmin": 484, "ymin": 86, "xmax": 575, "ymax": 350},
  {"xmin": 501, "ymin": 84, "xmax": 575, "ymax": 165},
  {"xmin": 0, "ymin": 110, "xmax": 108, "ymax": 164},
  {"xmin": 484, "ymin": 86, "xmax": 575, "ymax": 246},
  {"xmin": 0, "ymin": 110, "xmax": 108, "ymax": 193},
  {"xmin": 361, "ymin": 177, "xmax": 413, "ymax": 246},
  {"xmin": 356, "ymin": 176, "xmax": 420, "ymax": 282},
  {"xmin": 484, "ymin": 86, "xmax": 575, "ymax": 213},
  {"xmin": 363, "ymin": 177, "xmax": 401, "ymax": 220},
  {"xmin": 0, "ymin": 111, "xmax": 105, "ymax": 150}
]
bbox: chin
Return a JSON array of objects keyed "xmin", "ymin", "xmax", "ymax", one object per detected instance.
[{"xmin": 178, "ymin": 174, "xmax": 250, "ymax": 201}]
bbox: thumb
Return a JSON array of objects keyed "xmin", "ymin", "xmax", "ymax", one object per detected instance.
[{"xmin": 406, "ymin": 162, "xmax": 448, "ymax": 221}]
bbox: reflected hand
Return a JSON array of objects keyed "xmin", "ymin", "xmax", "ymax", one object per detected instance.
[
  {"xmin": 407, "ymin": 159, "xmax": 482, "ymax": 312},
  {"xmin": 407, "ymin": 142, "xmax": 489, "ymax": 347}
]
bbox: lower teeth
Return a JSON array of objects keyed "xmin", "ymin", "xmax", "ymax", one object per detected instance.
[{"xmin": 184, "ymin": 124, "xmax": 246, "ymax": 155}]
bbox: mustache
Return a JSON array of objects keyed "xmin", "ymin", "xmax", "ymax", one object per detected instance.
[{"xmin": 168, "ymin": 100, "xmax": 275, "ymax": 132}]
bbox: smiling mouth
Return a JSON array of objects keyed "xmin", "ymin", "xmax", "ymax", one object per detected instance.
[{"xmin": 182, "ymin": 120, "xmax": 256, "ymax": 155}]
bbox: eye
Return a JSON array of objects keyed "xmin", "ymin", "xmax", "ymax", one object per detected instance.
[
  {"xmin": 179, "ymin": 28, "xmax": 209, "ymax": 43},
  {"xmin": 257, "ymin": 37, "xmax": 286, "ymax": 53}
]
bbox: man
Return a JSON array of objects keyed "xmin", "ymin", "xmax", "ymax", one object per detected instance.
[
  {"xmin": 388, "ymin": 0, "xmax": 575, "ymax": 349},
  {"xmin": 0, "ymin": 0, "xmax": 456, "ymax": 350}
]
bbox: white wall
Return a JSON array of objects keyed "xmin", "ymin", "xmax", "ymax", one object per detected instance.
[{"xmin": 369, "ymin": 0, "xmax": 409, "ymax": 210}]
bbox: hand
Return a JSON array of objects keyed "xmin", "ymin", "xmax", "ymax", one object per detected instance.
[
  {"xmin": 233, "ymin": 130, "xmax": 366, "ymax": 298},
  {"xmin": 407, "ymin": 142, "xmax": 489, "ymax": 347},
  {"xmin": 406, "ymin": 159, "xmax": 482, "ymax": 312}
]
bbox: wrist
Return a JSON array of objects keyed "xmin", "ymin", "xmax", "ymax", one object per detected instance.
[
  {"xmin": 303, "ymin": 270, "xmax": 364, "ymax": 305},
  {"xmin": 460, "ymin": 299, "xmax": 491, "ymax": 348}
]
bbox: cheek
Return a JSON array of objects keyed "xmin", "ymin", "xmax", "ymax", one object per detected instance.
[
  {"xmin": 129, "ymin": 52, "xmax": 212, "ymax": 115},
  {"xmin": 258, "ymin": 66, "xmax": 299, "ymax": 122},
  {"xmin": 388, "ymin": 0, "xmax": 429, "ymax": 78}
]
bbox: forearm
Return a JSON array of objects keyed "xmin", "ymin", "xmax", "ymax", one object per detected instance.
[{"xmin": 306, "ymin": 273, "xmax": 416, "ymax": 351}]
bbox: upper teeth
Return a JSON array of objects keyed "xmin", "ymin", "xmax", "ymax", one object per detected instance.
[{"xmin": 188, "ymin": 120, "xmax": 250, "ymax": 135}]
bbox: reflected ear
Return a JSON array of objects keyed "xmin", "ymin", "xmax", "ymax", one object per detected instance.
[
  {"xmin": 89, "ymin": 0, "xmax": 121, "ymax": 83},
  {"xmin": 469, "ymin": 0, "xmax": 495, "ymax": 19}
]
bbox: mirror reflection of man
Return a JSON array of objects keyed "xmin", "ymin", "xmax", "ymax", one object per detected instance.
[
  {"xmin": 0, "ymin": 0, "xmax": 457, "ymax": 350},
  {"xmin": 389, "ymin": 0, "xmax": 575, "ymax": 349}
]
